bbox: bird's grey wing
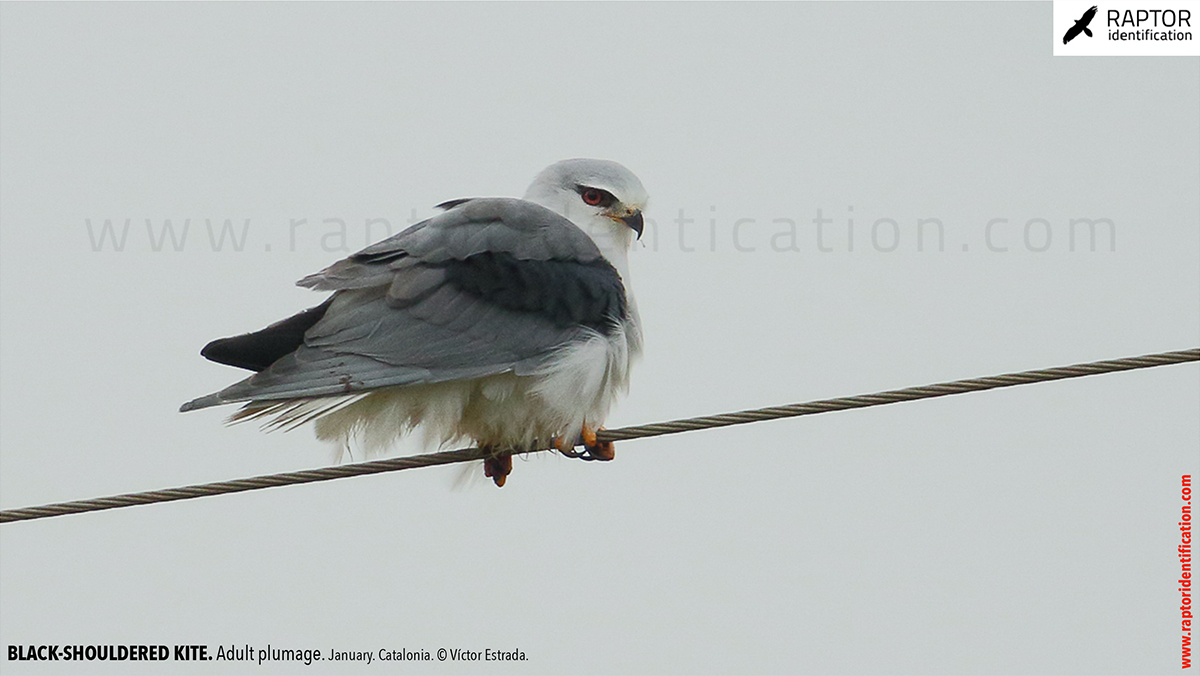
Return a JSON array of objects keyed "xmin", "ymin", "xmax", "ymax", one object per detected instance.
[
  {"xmin": 296, "ymin": 197, "xmax": 604, "ymax": 291},
  {"xmin": 180, "ymin": 198, "xmax": 626, "ymax": 411}
]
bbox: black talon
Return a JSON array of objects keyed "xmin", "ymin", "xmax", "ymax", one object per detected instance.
[{"xmin": 554, "ymin": 432, "xmax": 614, "ymax": 462}]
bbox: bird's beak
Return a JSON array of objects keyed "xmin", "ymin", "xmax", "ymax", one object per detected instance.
[{"xmin": 620, "ymin": 210, "xmax": 644, "ymax": 239}]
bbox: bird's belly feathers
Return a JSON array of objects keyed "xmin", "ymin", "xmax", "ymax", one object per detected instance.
[{"xmin": 309, "ymin": 320, "xmax": 639, "ymax": 453}]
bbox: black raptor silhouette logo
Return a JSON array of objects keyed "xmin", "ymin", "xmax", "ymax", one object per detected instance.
[{"xmin": 1063, "ymin": 6, "xmax": 1099, "ymax": 44}]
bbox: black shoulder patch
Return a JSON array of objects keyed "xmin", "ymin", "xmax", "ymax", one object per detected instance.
[
  {"xmin": 200, "ymin": 298, "xmax": 334, "ymax": 371},
  {"xmin": 441, "ymin": 252, "xmax": 627, "ymax": 334}
]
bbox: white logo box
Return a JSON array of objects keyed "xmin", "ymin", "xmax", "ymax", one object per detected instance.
[{"xmin": 1054, "ymin": 0, "xmax": 1200, "ymax": 56}]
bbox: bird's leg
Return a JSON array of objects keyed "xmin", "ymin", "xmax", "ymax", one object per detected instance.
[
  {"xmin": 482, "ymin": 447, "xmax": 513, "ymax": 487},
  {"xmin": 552, "ymin": 424, "xmax": 614, "ymax": 462}
]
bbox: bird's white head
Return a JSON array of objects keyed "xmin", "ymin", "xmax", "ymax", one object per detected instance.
[{"xmin": 524, "ymin": 159, "xmax": 648, "ymax": 255}]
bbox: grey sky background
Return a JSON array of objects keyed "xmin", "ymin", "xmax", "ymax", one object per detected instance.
[{"xmin": 1, "ymin": 2, "xmax": 1197, "ymax": 674}]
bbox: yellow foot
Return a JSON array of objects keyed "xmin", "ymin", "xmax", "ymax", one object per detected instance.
[
  {"xmin": 581, "ymin": 426, "xmax": 615, "ymax": 461},
  {"xmin": 483, "ymin": 452, "xmax": 513, "ymax": 487},
  {"xmin": 554, "ymin": 425, "xmax": 615, "ymax": 462}
]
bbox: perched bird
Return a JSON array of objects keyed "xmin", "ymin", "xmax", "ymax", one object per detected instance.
[{"xmin": 181, "ymin": 159, "xmax": 647, "ymax": 486}]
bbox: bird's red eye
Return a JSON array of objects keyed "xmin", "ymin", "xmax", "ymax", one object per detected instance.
[{"xmin": 582, "ymin": 189, "xmax": 604, "ymax": 206}]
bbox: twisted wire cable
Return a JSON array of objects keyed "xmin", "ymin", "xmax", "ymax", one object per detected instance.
[{"xmin": 2, "ymin": 347, "xmax": 1196, "ymax": 524}]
